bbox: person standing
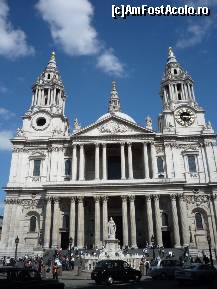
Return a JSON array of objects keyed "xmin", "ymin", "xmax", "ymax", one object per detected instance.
[{"xmin": 52, "ymin": 262, "xmax": 58, "ymax": 280}]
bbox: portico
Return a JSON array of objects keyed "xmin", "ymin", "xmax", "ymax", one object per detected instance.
[{"xmin": 43, "ymin": 193, "xmax": 188, "ymax": 250}]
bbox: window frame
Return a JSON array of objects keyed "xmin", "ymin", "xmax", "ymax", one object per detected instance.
[
  {"xmin": 195, "ymin": 212, "xmax": 204, "ymax": 230},
  {"xmin": 29, "ymin": 215, "xmax": 37, "ymax": 232},
  {"xmin": 33, "ymin": 159, "xmax": 41, "ymax": 177}
]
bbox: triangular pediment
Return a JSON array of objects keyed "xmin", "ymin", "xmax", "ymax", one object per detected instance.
[{"xmin": 73, "ymin": 115, "xmax": 154, "ymax": 137}]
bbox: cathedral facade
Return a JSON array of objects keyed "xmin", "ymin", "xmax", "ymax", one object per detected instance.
[{"xmin": 1, "ymin": 48, "xmax": 217, "ymax": 255}]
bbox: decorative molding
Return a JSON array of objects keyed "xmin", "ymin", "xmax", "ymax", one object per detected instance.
[
  {"xmin": 121, "ymin": 195, "xmax": 128, "ymax": 202},
  {"xmin": 170, "ymin": 194, "xmax": 177, "ymax": 200},
  {"xmin": 94, "ymin": 196, "xmax": 101, "ymax": 202},
  {"xmin": 48, "ymin": 146, "xmax": 64, "ymax": 152},
  {"xmin": 77, "ymin": 196, "xmax": 84, "ymax": 203},
  {"xmin": 102, "ymin": 195, "xmax": 109, "ymax": 202},
  {"xmin": 129, "ymin": 195, "xmax": 135, "ymax": 201},
  {"xmin": 98, "ymin": 120, "xmax": 133, "ymax": 134},
  {"xmin": 20, "ymin": 199, "xmax": 43, "ymax": 209},
  {"xmin": 185, "ymin": 195, "xmax": 210, "ymax": 207}
]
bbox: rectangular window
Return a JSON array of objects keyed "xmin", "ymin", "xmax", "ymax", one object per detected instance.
[
  {"xmin": 65, "ymin": 159, "xmax": 72, "ymax": 176},
  {"xmin": 33, "ymin": 160, "xmax": 41, "ymax": 176},
  {"xmin": 187, "ymin": 155, "xmax": 197, "ymax": 173}
]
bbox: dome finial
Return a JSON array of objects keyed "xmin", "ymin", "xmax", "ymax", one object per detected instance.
[
  {"xmin": 108, "ymin": 80, "xmax": 120, "ymax": 113},
  {"xmin": 167, "ymin": 46, "xmax": 177, "ymax": 64},
  {"xmin": 50, "ymin": 51, "xmax": 56, "ymax": 61}
]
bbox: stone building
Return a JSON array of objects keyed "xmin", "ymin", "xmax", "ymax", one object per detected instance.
[{"xmin": 1, "ymin": 48, "xmax": 217, "ymax": 255}]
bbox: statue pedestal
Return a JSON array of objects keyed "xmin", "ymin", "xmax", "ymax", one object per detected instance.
[{"xmin": 105, "ymin": 239, "xmax": 119, "ymax": 257}]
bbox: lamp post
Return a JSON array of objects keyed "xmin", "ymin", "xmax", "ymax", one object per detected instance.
[
  {"xmin": 15, "ymin": 236, "xmax": 19, "ymax": 261},
  {"xmin": 151, "ymin": 235, "xmax": 155, "ymax": 260},
  {"xmin": 207, "ymin": 231, "xmax": 214, "ymax": 268},
  {"xmin": 69, "ymin": 237, "xmax": 73, "ymax": 269}
]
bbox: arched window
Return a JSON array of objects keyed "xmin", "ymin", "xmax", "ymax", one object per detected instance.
[
  {"xmin": 157, "ymin": 157, "xmax": 164, "ymax": 174},
  {"xmin": 162, "ymin": 212, "xmax": 169, "ymax": 226},
  {"xmin": 30, "ymin": 216, "xmax": 37, "ymax": 232},
  {"xmin": 174, "ymin": 69, "xmax": 177, "ymax": 75},
  {"xmin": 195, "ymin": 212, "xmax": 203, "ymax": 230}
]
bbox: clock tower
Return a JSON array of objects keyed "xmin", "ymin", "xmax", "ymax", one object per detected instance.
[
  {"xmin": 17, "ymin": 52, "xmax": 69, "ymax": 139},
  {"xmin": 158, "ymin": 47, "xmax": 212, "ymax": 135}
]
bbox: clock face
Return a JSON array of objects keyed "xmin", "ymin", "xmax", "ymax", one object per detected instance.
[{"xmin": 175, "ymin": 107, "xmax": 195, "ymax": 127}]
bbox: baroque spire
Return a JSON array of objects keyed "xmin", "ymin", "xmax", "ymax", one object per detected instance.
[
  {"xmin": 108, "ymin": 81, "xmax": 121, "ymax": 113},
  {"xmin": 30, "ymin": 51, "xmax": 66, "ymax": 115},
  {"xmin": 167, "ymin": 47, "xmax": 177, "ymax": 64}
]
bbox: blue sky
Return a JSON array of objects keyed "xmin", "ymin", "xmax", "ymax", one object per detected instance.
[{"xmin": 0, "ymin": 0, "xmax": 217, "ymax": 214}]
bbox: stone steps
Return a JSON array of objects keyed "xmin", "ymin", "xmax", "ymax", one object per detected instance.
[{"xmin": 189, "ymin": 248, "xmax": 216, "ymax": 259}]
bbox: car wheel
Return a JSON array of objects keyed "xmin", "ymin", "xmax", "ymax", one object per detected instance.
[
  {"xmin": 134, "ymin": 274, "xmax": 141, "ymax": 282},
  {"xmin": 160, "ymin": 272, "xmax": 167, "ymax": 280},
  {"xmin": 107, "ymin": 276, "xmax": 114, "ymax": 285}
]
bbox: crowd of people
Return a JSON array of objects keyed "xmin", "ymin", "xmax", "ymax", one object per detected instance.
[{"xmin": 0, "ymin": 246, "xmax": 213, "ymax": 280}]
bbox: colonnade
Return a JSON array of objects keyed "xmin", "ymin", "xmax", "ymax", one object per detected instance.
[
  {"xmin": 43, "ymin": 194, "xmax": 189, "ymax": 249},
  {"xmin": 71, "ymin": 142, "xmax": 157, "ymax": 181}
]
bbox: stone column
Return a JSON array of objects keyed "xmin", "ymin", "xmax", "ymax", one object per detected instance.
[
  {"xmin": 164, "ymin": 143, "xmax": 174, "ymax": 179},
  {"xmin": 1, "ymin": 199, "xmax": 13, "ymax": 247},
  {"xmin": 79, "ymin": 144, "xmax": 85, "ymax": 181},
  {"xmin": 102, "ymin": 143, "xmax": 107, "ymax": 180},
  {"xmin": 69, "ymin": 197, "xmax": 76, "ymax": 246},
  {"xmin": 95, "ymin": 143, "xmax": 100, "ymax": 180},
  {"xmin": 170, "ymin": 194, "xmax": 181, "ymax": 248},
  {"xmin": 44, "ymin": 197, "xmax": 52, "ymax": 248},
  {"xmin": 52, "ymin": 198, "xmax": 59, "ymax": 248},
  {"xmin": 102, "ymin": 196, "xmax": 108, "ymax": 242},
  {"xmin": 151, "ymin": 142, "xmax": 158, "ymax": 179},
  {"xmin": 120, "ymin": 143, "xmax": 126, "ymax": 180},
  {"xmin": 143, "ymin": 142, "xmax": 150, "ymax": 179},
  {"xmin": 121, "ymin": 195, "xmax": 129, "ymax": 247},
  {"xmin": 8, "ymin": 200, "xmax": 18, "ymax": 248},
  {"xmin": 128, "ymin": 143, "xmax": 133, "ymax": 179},
  {"xmin": 77, "ymin": 196, "xmax": 84, "ymax": 248},
  {"xmin": 146, "ymin": 195, "xmax": 154, "ymax": 244},
  {"xmin": 178, "ymin": 194, "xmax": 189, "ymax": 246},
  {"xmin": 129, "ymin": 195, "xmax": 137, "ymax": 248},
  {"xmin": 72, "ymin": 144, "xmax": 77, "ymax": 181},
  {"xmin": 153, "ymin": 195, "xmax": 163, "ymax": 247},
  {"xmin": 94, "ymin": 196, "xmax": 101, "ymax": 248}
]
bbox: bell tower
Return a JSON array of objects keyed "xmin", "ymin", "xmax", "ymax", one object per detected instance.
[
  {"xmin": 158, "ymin": 47, "xmax": 211, "ymax": 135},
  {"xmin": 17, "ymin": 52, "xmax": 69, "ymax": 138}
]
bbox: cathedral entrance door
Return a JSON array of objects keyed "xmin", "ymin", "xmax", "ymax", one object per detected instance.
[
  {"xmin": 162, "ymin": 231, "xmax": 172, "ymax": 248},
  {"xmin": 61, "ymin": 232, "xmax": 69, "ymax": 250}
]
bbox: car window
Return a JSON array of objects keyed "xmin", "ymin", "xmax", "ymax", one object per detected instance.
[
  {"xmin": 95, "ymin": 261, "xmax": 105, "ymax": 269},
  {"xmin": 123, "ymin": 262, "xmax": 130, "ymax": 268},
  {"xmin": 106, "ymin": 262, "xmax": 113, "ymax": 269}
]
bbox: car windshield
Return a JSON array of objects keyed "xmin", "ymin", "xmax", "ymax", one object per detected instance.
[
  {"xmin": 150, "ymin": 260, "xmax": 158, "ymax": 266},
  {"xmin": 95, "ymin": 261, "xmax": 105, "ymax": 269}
]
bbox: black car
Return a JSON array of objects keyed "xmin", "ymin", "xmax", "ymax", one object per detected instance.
[
  {"xmin": 91, "ymin": 260, "xmax": 142, "ymax": 285},
  {"xmin": 0, "ymin": 267, "xmax": 65, "ymax": 289}
]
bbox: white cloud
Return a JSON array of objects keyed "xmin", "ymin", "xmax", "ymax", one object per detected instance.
[
  {"xmin": 35, "ymin": 0, "xmax": 124, "ymax": 76},
  {"xmin": 97, "ymin": 49, "xmax": 124, "ymax": 77},
  {"xmin": 0, "ymin": 130, "xmax": 13, "ymax": 151},
  {"xmin": 0, "ymin": 0, "xmax": 34, "ymax": 58},
  {"xmin": 36, "ymin": 0, "xmax": 99, "ymax": 56},
  {"xmin": 0, "ymin": 107, "xmax": 16, "ymax": 120},
  {"xmin": 176, "ymin": 18, "xmax": 213, "ymax": 49}
]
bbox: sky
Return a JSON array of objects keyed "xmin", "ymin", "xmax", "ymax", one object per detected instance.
[{"xmin": 0, "ymin": 0, "xmax": 217, "ymax": 214}]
